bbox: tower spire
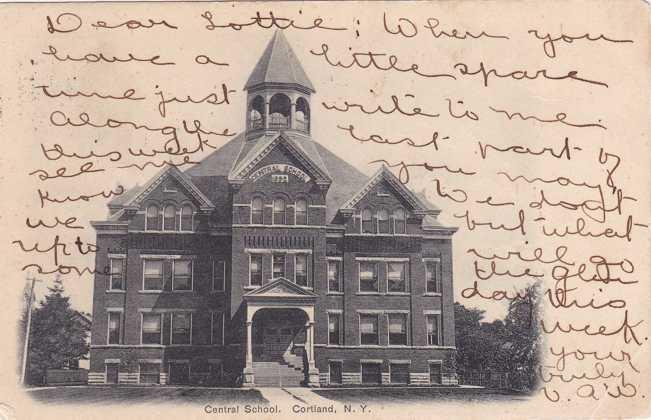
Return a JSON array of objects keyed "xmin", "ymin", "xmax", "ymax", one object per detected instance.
[{"xmin": 244, "ymin": 30, "xmax": 315, "ymax": 93}]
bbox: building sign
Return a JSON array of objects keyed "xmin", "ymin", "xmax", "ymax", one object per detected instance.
[{"xmin": 249, "ymin": 164, "xmax": 311, "ymax": 183}]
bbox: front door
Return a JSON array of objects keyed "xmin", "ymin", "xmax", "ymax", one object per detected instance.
[
  {"xmin": 262, "ymin": 326, "xmax": 296, "ymax": 360},
  {"xmin": 106, "ymin": 364, "xmax": 119, "ymax": 384}
]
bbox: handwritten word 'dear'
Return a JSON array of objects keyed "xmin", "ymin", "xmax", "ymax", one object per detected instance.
[{"xmin": 46, "ymin": 12, "xmax": 82, "ymax": 33}]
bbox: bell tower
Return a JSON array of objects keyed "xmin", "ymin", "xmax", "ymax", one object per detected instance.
[{"xmin": 244, "ymin": 31, "xmax": 315, "ymax": 140}]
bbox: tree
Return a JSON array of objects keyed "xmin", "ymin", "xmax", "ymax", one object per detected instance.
[
  {"xmin": 25, "ymin": 277, "xmax": 90, "ymax": 385},
  {"xmin": 454, "ymin": 282, "xmax": 542, "ymax": 391}
]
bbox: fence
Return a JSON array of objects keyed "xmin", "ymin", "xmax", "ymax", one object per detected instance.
[{"xmin": 458, "ymin": 370, "xmax": 531, "ymax": 392}]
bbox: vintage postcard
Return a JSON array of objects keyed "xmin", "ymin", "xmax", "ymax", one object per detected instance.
[{"xmin": 0, "ymin": 1, "xmax": 649, "ymax": 419}]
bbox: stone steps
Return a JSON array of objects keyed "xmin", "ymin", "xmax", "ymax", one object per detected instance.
[{"xmin": 253, "ymin": 361, "xmax": 305, "ymax": 387}]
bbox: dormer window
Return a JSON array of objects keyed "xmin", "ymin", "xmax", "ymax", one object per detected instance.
[
  {"xmin": 394, "ymin": 208, "xmax": 406, "ymax": 234},
  {"xmin": 377, "ymin": 209, "xmax": 390, "ymax": 234},
  {"xmin": 361, "ymin": 208, "xmax": 374, "ymax": 234},
  {"xmin": 180, "ymin": 204, "xmax": 193, "ymax": 231},
  {"xmin": 251, "ymin": 197, "xmax": 263, "ymax": 224},
  {"xmin": 273, "ymin": 198, "xmax": 286, "ymax": 225},
  {"xmin": 163, "ymin": 205, "xmax": 177, "ymax": 231},
  {"xmin": 145, "ymin": 205, "xmax": 159, "ymax": 231},
  {"xmin": 295, "ymin": 199, "xmax": 308, "ymax": 225}
]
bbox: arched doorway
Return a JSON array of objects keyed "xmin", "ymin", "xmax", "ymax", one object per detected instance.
[{"xmin": 251, "ymin": 308, "xmax": 307, "ymax": 362}]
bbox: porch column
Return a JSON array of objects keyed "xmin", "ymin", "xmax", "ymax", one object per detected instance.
[
  {"xmin": 242, "ymin": 320, "xmax": 254, "ymax": 387},
  {"xmin": 290, "ymin": 101, "xmax": 296, "ymax": 129},
  {"xmin": 305, "ymin": 320, "xmax": 320, "ymax": 387},
  {"xmin": 246, "ymin": 321, "xmax": 253, "ymax": 367},
  {"xmin": 264, "ymin": 99, "xmax": 270, "ymax": 130}
]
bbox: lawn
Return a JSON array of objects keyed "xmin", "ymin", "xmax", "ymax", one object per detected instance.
[
  {"xmin": 27, "ymin": 386, "xmax": 268, "ymax": 405},
  {"xmin": 313, "ymin": 387, "xmax": 530, "ymax": 404}
]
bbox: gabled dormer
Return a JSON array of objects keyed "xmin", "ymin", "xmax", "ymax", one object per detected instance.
[
  {"xmin": 336, "ymin": 166, "xmax": 441, "ymax": 235},
  {"xmin": 99, "ymin": 166, "xmax": 215, "ymax": 232}
]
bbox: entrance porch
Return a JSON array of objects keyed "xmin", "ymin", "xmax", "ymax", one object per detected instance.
[{"xmin": 241, "ymin": 278, "xmax": 319, "ymax": 387}]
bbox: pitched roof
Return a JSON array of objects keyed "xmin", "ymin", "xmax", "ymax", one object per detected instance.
[
  {"xmin": 228, "ymin": 132, "xmax": 331, "ymax": 185},
  {"xmin": 244, "ymin": 30, "xmax": 315, "ymax": 92},
  {"xmin": 340, "ymin": 166, "xmax": 440, "ymax": 215},
  {"xmin": 117, "ymin": 165, "xmax": 215, "ymax": 212}
]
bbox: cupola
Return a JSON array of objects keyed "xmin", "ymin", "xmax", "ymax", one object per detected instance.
[{"xmin": 244, "ymin": 31, "xmax": 315, "ymax": 138}]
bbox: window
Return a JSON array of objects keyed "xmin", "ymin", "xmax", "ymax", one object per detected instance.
[
  {"xmin": 426, "ymin": 314, "xmax": 441, "ymax": 346},
  {"xmin": 146, "ymin": 205, "xmax": 159, "ymax": 230},
  {"xmin": 173, "ymin": 260, "xmax": 192, "ymax": 291},
  {"xmin": 171, "ymin": 313, "xmax": 191, "ymax": 344},
  {"xmin": 377, "ymin": 209, "xmax": 390, "ymax": 233},
  {"xmin": 425, "ymin": 260, "xmax": 441, "ymax": 294},
  {"xmin": 211, "ymin": 312, "xmax": 224, "ymax": 345},
  {"xmin": 295, "ymin": 199, "xmax": 308, "ymax": 225},
  {"xmin": 295, "ymin": 254, "xmax": 308, "ymax": 286},
  {"xmin": 180, "ymin": 204, "xmax": 193, "ymax": 231},
  {"xmin": 143, "ymin": 260, "xmax": 164, "ymax": 291},
  {"xmin": 429, "ymin": 362, "xmax": 442, "ymax": 384},
  {"xmin": 359, "ymin": 313, "xmax": 379, "ymax": 345},
  {"xmin": 390, "ymin": 363, "xmax": 410, "ymax": 384},
  {"xmin": 107, "ymin": 312, "xmax": 121, "ymax": 344},
  {"xmin": 273, "ymin": 198, "xmax": 286, "ymax": 224},
  {"xmin": 213, "ymin": 260, "xmax": 225, "ymax": 291},
  {"xmin": 139, "ymin": 363, "xmax": 160, "ymax": 384},
  {"xmin": 169, "ymin": 362, "xmax": 190, "ymax": 385},
  {"xmin": 163, "ymin": 205, "xmax": 177, "ymax": 231},
  {"xmin": 361, "ymin": 208, "xmax": 374, "ymax": 233},
  {"xmin": 388, "ymin": 313, "xmax": 408, "ymax": 345},
  {"xmin": 272, "ymin": 254, "xmax": 285, "ymax": 279},
  {"xmin": 394, "ymin": 208, "xmax": 406, "ymax": 234},
  {"xmin": 109, "ymin": 258, "xmax": 124, "ymax": 290},
  {"xmin": 251, "ymin": 197, "xmax": 263, "ymax": 224},
  {"xmin": 329, "ymin": 361, "xmax": 343, "ymax": 385},
  {"xmin": 250, "ymin": 254, "xmax": 263, "ymax": 286},
  {"xmin": 361, "ymin": 362, "xmax": 382, "ymax": 384},
  {"xmin": 359, "ymin": 262, "xmax": 379, "ymax": 292},
  {"xmin": 327, "ymin": 260, "xmax": 342, "ymax": 293},
  {"xmin": 387, "ymin": 262, "xmax": 407, "ymax": 293},
  {"xmin": 141, "ymin": 313, "xmax": 162, "ymax": 344},
  {"xmin": 328, "ymin": 313, "xmax": 342, "ymax": 345}
]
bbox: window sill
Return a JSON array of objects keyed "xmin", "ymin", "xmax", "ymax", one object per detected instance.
[
  {"xmin": 170, "ymin": 290, "xmax": 194, "ymax": 293},
  {"xmin": 243, "ymin": 286, "xmax": 260, "ymax": 290},
  {"xmin": 139, "ymin": 290, "xmax": 164, "ymax": 294},
  {"xmin": 357, "ymin": 292, "xmax": 382, "ymax": 295},
  {"xmin": 423, "ymin": 293, "xmax": 442, "ymax": 297},
  {"xmin": 359, "ymin": 344, "xmax": 382, "ymax": 348},
  {"xmin": 327, "ymin": 292, "xmax": 344, "ymax": 296},
  {"xmin": 106, "ymin": 290, "xmax": 126, "ymax": 293},
  {"xmin": 386, "ymin": 292, "xmax": 410, "ymax": 296}
]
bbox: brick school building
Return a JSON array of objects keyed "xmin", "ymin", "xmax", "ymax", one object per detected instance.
[{"xmin": 88, "ymin": 31, "xmax": 458, "ymax": 388}]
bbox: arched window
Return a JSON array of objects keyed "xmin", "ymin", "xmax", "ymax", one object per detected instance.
[
  {"xmin": 180, "ymin": 204, "xmax": 193, "ymax": 231},
  {"xmin": 295, "ymin": 199, "xmax": 308, "ymax": 225},
  {"xmin": 249, "ymin": 95, "xmax": 265, "ymax": 129},
  {"xmin": 163, "ymin": 205, "xmax": 177, "ymax": 231},
  {"xmin": 146, "ymin": 205, "xmax": 159, "ymax": 231},
  {"xmin": 361, "ymin": 208, "xmax": 374, "ymax": 233},
  {"xmin": 273, "ymin": 198, "xmax": 286, "ymax": 225},
  {"xmin": 295, "ymin": 97, "xmax": 310, "ymax": 133},
  {"xmin": 269, "ymin": 93, "xmax": 291, "ymax": 129},
  {"xmin": 251, "ymin": 197, "xmax": 263, "ymax": 224},
  {"xmin": 377, "ymin": 209, "xmax": 390, "ymax": 234},
  {"xmin": 394, "ymin": 208, "xmax": 406, "ymax": 234}
]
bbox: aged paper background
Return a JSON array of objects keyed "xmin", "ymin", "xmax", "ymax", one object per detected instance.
[{"xmin": 0, "ymin": 0, "xmax": 649, "ymax": 419}]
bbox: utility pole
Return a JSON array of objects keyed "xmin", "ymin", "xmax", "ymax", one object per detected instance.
[{"xmin": 21, "ymin": 276, "xmax": 40, "ymax": 385}]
